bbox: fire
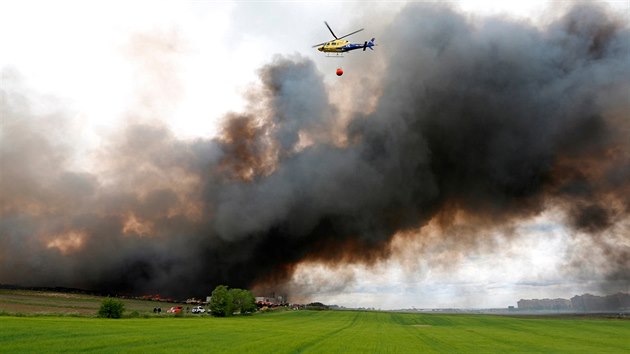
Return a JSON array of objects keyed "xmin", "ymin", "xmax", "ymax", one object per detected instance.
[
  {"xmin": 46, "ymin": 231, "xmax": 85, "ymax": 255},
  {"xmin": 122, "ymin": 213, "xmax": 154, "ymax": 237}
]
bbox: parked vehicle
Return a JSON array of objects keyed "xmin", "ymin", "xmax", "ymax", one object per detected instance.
[
  {"xmin": 191, "ymin": 306, "xmax": 205, "ymax": 314},
  {"xmin": 167, "ymin": 306, "xmax": 183, "ymax": 314}
]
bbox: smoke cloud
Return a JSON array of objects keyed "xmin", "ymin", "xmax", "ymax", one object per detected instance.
[{"xmin": 1, "ymin": 3, "xmax": 628, "ymax": 299}]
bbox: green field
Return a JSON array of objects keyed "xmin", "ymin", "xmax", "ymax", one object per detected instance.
[
  {"xmin": 2, "ymin": 309, "xmax": 629, "ymax": 353},
  {"xmin": 1, "ymin": 289, "xmax": 628, "ymax": 353}
]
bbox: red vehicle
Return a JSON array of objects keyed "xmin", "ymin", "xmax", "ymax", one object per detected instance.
[{"xmin": 167, "ymin": 306, "xmax": 183, "ymax": 314}]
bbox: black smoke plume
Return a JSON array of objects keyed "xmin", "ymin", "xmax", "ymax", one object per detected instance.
[{"xmin": 1, "ymin": 3, "xmax": 628, "ymax": 298}]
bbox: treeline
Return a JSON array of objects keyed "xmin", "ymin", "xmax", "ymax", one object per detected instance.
[
  {"xmin": 208, "ymin": 285, "xmax": 256, "ymax": 317},
  {"xmin": 571, "ymin": 293, "xmax": 630, "ymax": 312},
  {"xmin": 517, "ymin": 293, "xmax": 630, "ymax": 312}
]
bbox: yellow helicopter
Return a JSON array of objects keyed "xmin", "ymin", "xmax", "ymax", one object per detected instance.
[{"xmin": 312, "ymin": 21, "xmax": 376, "ymax": 56}]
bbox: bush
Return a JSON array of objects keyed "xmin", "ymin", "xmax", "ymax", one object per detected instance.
[
  {"xmin": 98, "ymin": 298, "xmax": 125, "ymax": 318},
  {"xmin": 305, "ymin": 302, "xmax": 329, "ymax": 311}
]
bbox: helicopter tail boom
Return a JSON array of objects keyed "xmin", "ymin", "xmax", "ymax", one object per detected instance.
[{"xmin": 363, "ymin": 38, "xmax": 376, "ymax": 51}]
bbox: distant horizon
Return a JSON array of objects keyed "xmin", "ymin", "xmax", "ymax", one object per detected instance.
[{"xmin": 3, "ymin": 283, "xmax": 628, "ymax": 312}]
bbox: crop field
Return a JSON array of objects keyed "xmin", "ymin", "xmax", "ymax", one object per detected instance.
[
  {"xmin": 1, "ymin": 290, "xmax": 628, "ymax": 353},
  {"xmin": 0, "ymin": 289, "xmax": 163, "ymax": 315}
]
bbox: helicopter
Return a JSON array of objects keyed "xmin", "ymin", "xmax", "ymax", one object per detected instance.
[{"xmin": 312, "ymin": 21, "xmax": 376, "ymax": 56}]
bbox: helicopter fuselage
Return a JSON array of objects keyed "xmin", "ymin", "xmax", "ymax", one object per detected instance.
[
  {"xmin": 317, "ymin": 38, "xmax": 375, "ymax": 53},
  {"xmin": 317, "ymin": 39, "xmax": 350, "ymax": 52}
]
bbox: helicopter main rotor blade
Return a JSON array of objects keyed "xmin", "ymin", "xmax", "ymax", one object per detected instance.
[
  {"xmin": 337, "ymin": 28, "xmax": 364, "ymax": 40},
  {"xmin": 324, "ymin": 21, "xmax": 338, "ymax": 39},
  {"xmin": 315, "ymin": 22, "xmax": 364, "ymax": 47}
]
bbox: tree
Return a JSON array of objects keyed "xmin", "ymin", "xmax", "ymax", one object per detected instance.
[
  {"xmin": 98, "ymin": 298, "xmax": 125, "ymax": 318},
  {"xmin": 230, "ymin": 288, "xmax": 256, "ymax": 314},
  {"xmin": 209, "ymin": 285, "xmax": 233, "ymax": 317},
  {"xmin": 209, "ymin": 285, "xmax": 257, "ymax": 317}
]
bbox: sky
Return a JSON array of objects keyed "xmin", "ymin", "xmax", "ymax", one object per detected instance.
[
  {"xmin": 1, "ymin": 0, "xmax": 629, "ymax": 309},
  {"xmin": 0, "ymin": 1, "xmax": 567, "ymax": 139}
]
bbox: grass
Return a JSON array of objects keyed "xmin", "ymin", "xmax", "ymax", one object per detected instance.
[
  {"xmin": 1, "ymin": 310, "xmax": 628, "ymax": 353},
  {"xmin": 0, "ymin": 289, "xmax": 173, "ymax": 316}
]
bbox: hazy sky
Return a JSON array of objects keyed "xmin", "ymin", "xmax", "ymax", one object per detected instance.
[
  {"xmin": 1, "ymin": 0, "xmax": 629, "ymax": 309},
  {"xmin": 0, "ymin": 1, "xmax": 565, "ymax": 139}
]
